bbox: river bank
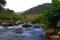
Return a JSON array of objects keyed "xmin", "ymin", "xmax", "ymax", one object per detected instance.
[{"xmin": 0, "ymin": 20, "xmax": 22, "ymax": 26}]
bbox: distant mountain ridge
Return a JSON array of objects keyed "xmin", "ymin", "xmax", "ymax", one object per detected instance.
[{"xmin": 23, "ymin": 3, "xmax": 50, "ymax": 15}]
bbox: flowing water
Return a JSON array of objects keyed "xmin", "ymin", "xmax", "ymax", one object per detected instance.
[{"xmin": 0, "ymin": 24, "xmax": 48, "ymax": 40}]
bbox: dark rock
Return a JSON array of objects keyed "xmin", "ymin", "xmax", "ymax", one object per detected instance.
[{"xmin": 22, "ymin": 24, "xmax": 32, "ymax": 28}]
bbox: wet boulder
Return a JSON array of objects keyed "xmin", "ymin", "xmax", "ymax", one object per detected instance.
[
  {"xmin": 13, "ymin": 28, "xmax": 23, "ymax": 34},
  {"xmin": 50, "ymin": 35, "xmax": 59, "ymax": 40},
  {"xmin": 45, "ymin": 29, "xmax": 54, "ymax": 36},
  {"xmin": 0, "ymin": 20, "xmax": 3, "ymax": 25},
  {"xmin": 33, "ymin": 24, "xmax": 41, "ymax": 28},
  {"xmin": 0, "ymin": 20, "xmax": 20, "ymax": 26},
  {"xmin": 1, "ymin": 20, "xmax": 14, "ymax": 26},
  {"xmin": 16, "ymin": 21, "xmax": 22, "ymax": 24},
  {"xmin": 22, "ymin": 24, "xmax": 32, "ymax": 28},
  {"xmin": 57, "ymin": 31, "xmax": 60, "ymax": 36}
]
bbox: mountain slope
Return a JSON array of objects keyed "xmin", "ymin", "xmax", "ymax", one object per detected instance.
[{"xmin": 23, "ymin": 3, "xmax": 50, "ymax": 15}]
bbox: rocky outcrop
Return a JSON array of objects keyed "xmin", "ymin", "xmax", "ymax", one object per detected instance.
[
  {"xmin": 1, "ymin": 20, "xmax": 14, "ymax": 26},
  {"xmin": 0, "ymin": 20, "xmax": 4, "ymax": 25},
  {"xmin": 57, "ymin": 31, "xmax": 60, "ymax": 36},
  {"xmin": 22, "ymin": 24, "xmax": 32, "ymax": 28},
  {"xmin": 33, "ymin": 24, "xmax": 41, "ymax": 28},
  {"xmin": 45, "ymin": 29, "xmax": 55, "ymax": 36},
  {"xmin": 50, "ymin": 35, "xmax": 60, "ymax": 40},
  {"xmin": 32, "ymin": 23, "xmax": 45, "ymax": 28},
  {"xmin": 0, "ymin": 20, "xmax": 19, "ymax": 26},
  {"xmin": 46, "ymin": 29, "xmax": 60, "ymax": 40}
]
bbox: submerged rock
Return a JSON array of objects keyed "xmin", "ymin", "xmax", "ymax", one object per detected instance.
[{"xmin": 13, "ymin": 28, "xmax": 23, "ymax": 34}]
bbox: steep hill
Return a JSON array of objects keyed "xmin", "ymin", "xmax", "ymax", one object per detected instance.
[{"xmin": 23, "ymin": 3, "xmax": 50, "ymax": 15}]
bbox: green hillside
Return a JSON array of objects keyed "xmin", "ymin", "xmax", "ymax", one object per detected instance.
[{"xmin": 23, "ymin": 3, "xmax": 50, "ymax": 15}]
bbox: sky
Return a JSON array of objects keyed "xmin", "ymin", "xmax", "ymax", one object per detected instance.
[{"xmin": 5, "ymin": 0, "xmax": 52, "ymax": 12}]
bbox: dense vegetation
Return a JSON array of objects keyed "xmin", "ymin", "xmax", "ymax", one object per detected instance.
[
  {"xmin": 0, "ymin": 0, "xmax": 21, "ymax": 21},
  {"xmin": 41, "ymin": 0, "xmax": 60, "ymax": 29}
]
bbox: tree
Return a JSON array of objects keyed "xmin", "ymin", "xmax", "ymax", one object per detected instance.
[
  {"xmin": 6, "ymin": 9, "xmax": 14, "ymax": 13},
  {"xmin": 0, "ymin": 0, "xmax": 6, "ymax": 13},
  {"xmin": 42, "ymin": 1, "xmax": 60, "ymax": 29},
  {"xmin": 0, "ymin": 0, "xmax": 6, "ymax": 6},
  {"xmin": 52, "ymin": 0, "xmax": 60, "ymax": 4}
]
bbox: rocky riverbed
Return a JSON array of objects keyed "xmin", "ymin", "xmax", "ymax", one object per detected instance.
[{"xmin": 0, "ymin": 24, "xmax": 48, "ymax": 40}]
